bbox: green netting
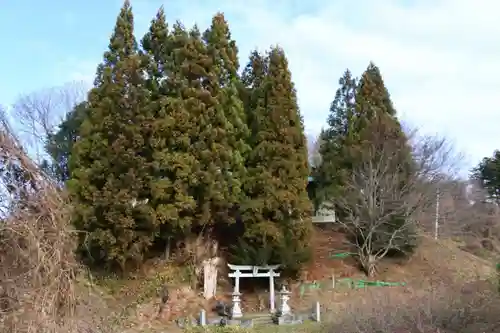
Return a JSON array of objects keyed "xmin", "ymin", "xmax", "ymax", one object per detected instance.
[
  {"xmin": 354, "ymin": 280, "xmax": 406, "ymax": 288},
  {"xmin": 298, "ymin": 278, "xmax": 406, "ymax": 297},
  {"xmin": 299, "ymin": 281, "xmax": 322, "ymax": 297},
  {"xmin": 329, "ymin": 252, "xmax": 356, "ymax": 258}
]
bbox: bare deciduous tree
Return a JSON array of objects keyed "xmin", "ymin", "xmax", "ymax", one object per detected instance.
[
  {"xmin": 10, "ymin": 81, "xmax": 87, "ymax": 161},
  {"xmin": 433, "ymin": 180, "xmax": 500, "ymax": 256},
  {"xmin": 308, "ymin": 133, "xmax": 323, "ymax": 169},
  {"xmin": 336, "ymin": 122, "xmax": 463, "ymax": 277},
  {"xmin": 408, "ymin": 126, "xmax": 465, "ymax": 183}
]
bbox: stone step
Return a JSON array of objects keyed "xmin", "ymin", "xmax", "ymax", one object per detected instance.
[{"xmin": 250, "ymin": 315, "xmax": 274, "ymax": 326}]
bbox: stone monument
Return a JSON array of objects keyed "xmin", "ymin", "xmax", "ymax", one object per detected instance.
[{"xmin": 278, "ymin": 285, "xmax": 291, "ymax": 316}]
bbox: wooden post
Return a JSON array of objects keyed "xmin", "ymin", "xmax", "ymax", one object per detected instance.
[
  {"xmin": 199, "ymin": 309, "xmax": 206, "ymax": 326},
  {"xmin": 314, "ymin": 301, "xmax": 321, "ymax": 322}
]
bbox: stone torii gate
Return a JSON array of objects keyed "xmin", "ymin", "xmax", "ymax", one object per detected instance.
[{"xmin": 227, "ymin": 264, "xmax": 281, "ymax": 318}]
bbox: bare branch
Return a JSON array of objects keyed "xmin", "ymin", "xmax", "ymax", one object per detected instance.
[
  {"xmin": 308, "ymin": 133, "xmax": 323, "ymax": 168},
  {"xmin": 0, "ymin": 103, "xmax": 108, "ymax": 332},
  {"xmin": 407, "ymin": 125, "xmax": 465, "ymax": 183},
  {"xmin": 10, "ymin": 81, "xmax": 87, "ymax": 161},
  {"xmin": 335, "ymin": 120, "xmax": 463, "ymax": 276}
]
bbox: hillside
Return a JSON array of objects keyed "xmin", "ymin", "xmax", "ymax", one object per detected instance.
[{"xmin": 83, "ymin": 227, "xmax": 497, "ymax": 333}]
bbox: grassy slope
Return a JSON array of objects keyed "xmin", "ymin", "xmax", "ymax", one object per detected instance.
[{"xmin": 85, "ymin": 231, "xmax": 498, "ymax": 333}]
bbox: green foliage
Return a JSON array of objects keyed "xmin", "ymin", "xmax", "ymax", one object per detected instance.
[
  {"xmin": 64, "ymin": 6, "xmax": 253, "ymax": 270},
  {"xmin": 192, "ymin": 13, "xmax": 250, "ymax": 229},
  {"xmin": 352, "ymin": 63, "xmax": 417, "ymax": 259},
  {"xmin": 42, "ymin": 2, "xmax": 426, "ymax": 277},
  {"xmin": 44, "ymin": 102, "xmax": 88, "ymax": 184},
  {"xmin": 229, "ymin": 228, "xmax": 311, "ymax": 276},
  {"xmin": 229, "ymin": 238, "xmax": 275, "ymax": 267},
  {"xmin": 312, "ymin": 69, "xmax": 357, "ymax": 213},
  {"xmin": 239, "ymin": 47, "xmax": 312, "ymax": 271},
  {"xmin": 353, "ymin": 63, "xmax": 412, "ymax": 179},
  {"xmin": 68, "ymin": 1, "xmax": 155, "ymax": 270},
  {"xmin": 473, "ymin": 150, "xmax": 500, "ymax": 203},
  {"xmin": 350, "ymin": 62, "xmax": 401, "ymax": 150},
  {"xmin": 141, "ymin": 10, "xmax": 197, "ymax": 244},
  {"xmin": 316, "ymin": 62, "xmax": 417, "ymax": 267}
]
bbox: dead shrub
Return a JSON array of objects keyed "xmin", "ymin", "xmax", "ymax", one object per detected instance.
[
  {"xmin": 0, "ymin": 114, "xmax": 104, "ymax": 332},
  {"xmin": 325, "ymin": 280, "xmax": 500, "ymax": 333}
]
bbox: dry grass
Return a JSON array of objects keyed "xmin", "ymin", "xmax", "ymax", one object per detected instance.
[
  {"xmin": 0, "ymin": 120, "xmax": 108, "ymax": 333},
  {"xmin": 179, "ymin": 279, "xmax": 500, "ymax": 333},
  {"xmin": 323, "ymin": 278, "xmax": 500, "ymax": 333}
]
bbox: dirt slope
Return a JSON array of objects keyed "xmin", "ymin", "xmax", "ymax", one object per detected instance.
[{"xmin": 89, "ymin": 229, "xmax": 497, "ymax": 332}]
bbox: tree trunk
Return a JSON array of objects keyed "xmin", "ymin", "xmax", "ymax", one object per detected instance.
[{"xmin": 361, "ymin": 254, "xmax": 377, "ymax": 277}]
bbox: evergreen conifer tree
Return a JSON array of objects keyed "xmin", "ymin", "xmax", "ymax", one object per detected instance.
[
  {"xmin": 351, "ymin": 62, "xmax": 398, "ymax": 141},
  {"xmin": 68, "ymin": 0, "xmax": 153, "ymax": 269},
  {"xmin": 351, "ymin": 63, "xmax": 409, "ymax": 168},
  {"xmin": 238, "ymin": 47, "xmax": 312, "ymax": 272},
  {"xmin": 351, "ymin": 62, "xmax": 416, "ymax": 257},
  {"xmin": 44, "ymin": 101, "xmax": 88, "ymax": 184},
  {"xmin": 200, "ymin": 13, "xmax": 250, "ymax": 232},
  {"xmin": 241, "ymin": 51, "xmax": 268, "ymax": 141},
  {"xmin": 312, "ymin": 69, "xmax": 357, "ymax": 212},
  {"xmin": 141, "ymin": 9, "xmax": 197, "ymax": 248},
  {"xmin": 473, "ymin": 150, "xmax": 500, "ymax": 204}
]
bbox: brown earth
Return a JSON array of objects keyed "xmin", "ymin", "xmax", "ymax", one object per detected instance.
[{"xmin": 92, "ymin": 227, "xmax": 496, "ymax": 332}]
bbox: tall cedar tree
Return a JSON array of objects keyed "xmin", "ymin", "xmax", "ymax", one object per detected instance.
[
  {"xmin": 350, "ymin": 62, "xmax": 417, "ymax": 256},
  {"xmin": 351, "ymin": 63, "xmax": 407, "ymax": 160},
  {"xmin": 140, "ymin": 9, "xmax": 197, "ymax": 248},
  {"xmin": 200, "ymin": 13, "xmax": 250, "ymax": 235},
  {"xmin": 472, "ymin": 150, "xmax": 500, "ymax": 204},
  {"xmin": 239, "ymin": 47, "xmax": 312, "ymax": 271},
  {"xmin": 241, "ymin": 51, "xmax": 268, "ymax": 139},
  {"xmin": 312, "ymin": 69, "xmax": 357, "ymax": 212},
  {"xmin": 68, "ymin": 1, "xmax": 154, "ymax": 269}
]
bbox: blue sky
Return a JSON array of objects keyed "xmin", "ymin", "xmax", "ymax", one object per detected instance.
[{"xmin": 1, "ymin": 0, "xmax": 499, "ymax": 173}]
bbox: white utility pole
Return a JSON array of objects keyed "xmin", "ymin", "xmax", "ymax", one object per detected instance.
[{"xmin": 434, "ymin": 188, "xmax": 440, "ymax": 240}]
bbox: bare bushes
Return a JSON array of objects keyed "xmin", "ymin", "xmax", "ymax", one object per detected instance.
[
  {"xmin": 0, "ymin": 115, "xmax": 84, "ymax": 332},
  {"xmin": 336, "ymin": 121, "xmax": 460, "ymax": 277},
  {"xmin": 326, "ymin": 280, "xmax": 500, "ymax": 333}
]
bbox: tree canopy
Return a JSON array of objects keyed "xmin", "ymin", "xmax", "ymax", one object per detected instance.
[
  {"xmin": 473, "ymin": 150, "xmax": 500, "ymax": 204},
  {"xmin": 236, "ymin": 47, "xmax": 312, "ymax": 272},
  {"xmin": 40, "ymin": 3, "xmax": 456, "ymax": 277},
  {"xmin": 68, "ymin": 0, "xmax": 154, "ymax": 269}
]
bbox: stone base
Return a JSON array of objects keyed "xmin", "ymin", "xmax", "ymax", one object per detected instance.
[
  {"xmin": 275, "ymin": 313, "xmax": 304, "ymax": 325},
  {"xmin": 201, "ymin": 313, "xmax": 306, "ymax": 328},
  {"xmin": 228, "ymin": 319, "xmax": 243, "ymax": 325},
  {"xmin": 230, "ymin": 292, "xmax": 243, "ymax": 319}
]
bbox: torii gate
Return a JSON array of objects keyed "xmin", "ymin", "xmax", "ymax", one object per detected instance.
[{"xmin": 227, "ymin": 264, "xmax": 281, "ymax": 318}]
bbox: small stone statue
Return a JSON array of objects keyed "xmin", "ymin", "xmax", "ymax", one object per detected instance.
[
  {"xmin": 158, "ymin": 285, "xmax": 169, "ymax": 316},
  {"xmin": 214, "ymin": 300, "xmax": 230, "ymax": 317}
]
